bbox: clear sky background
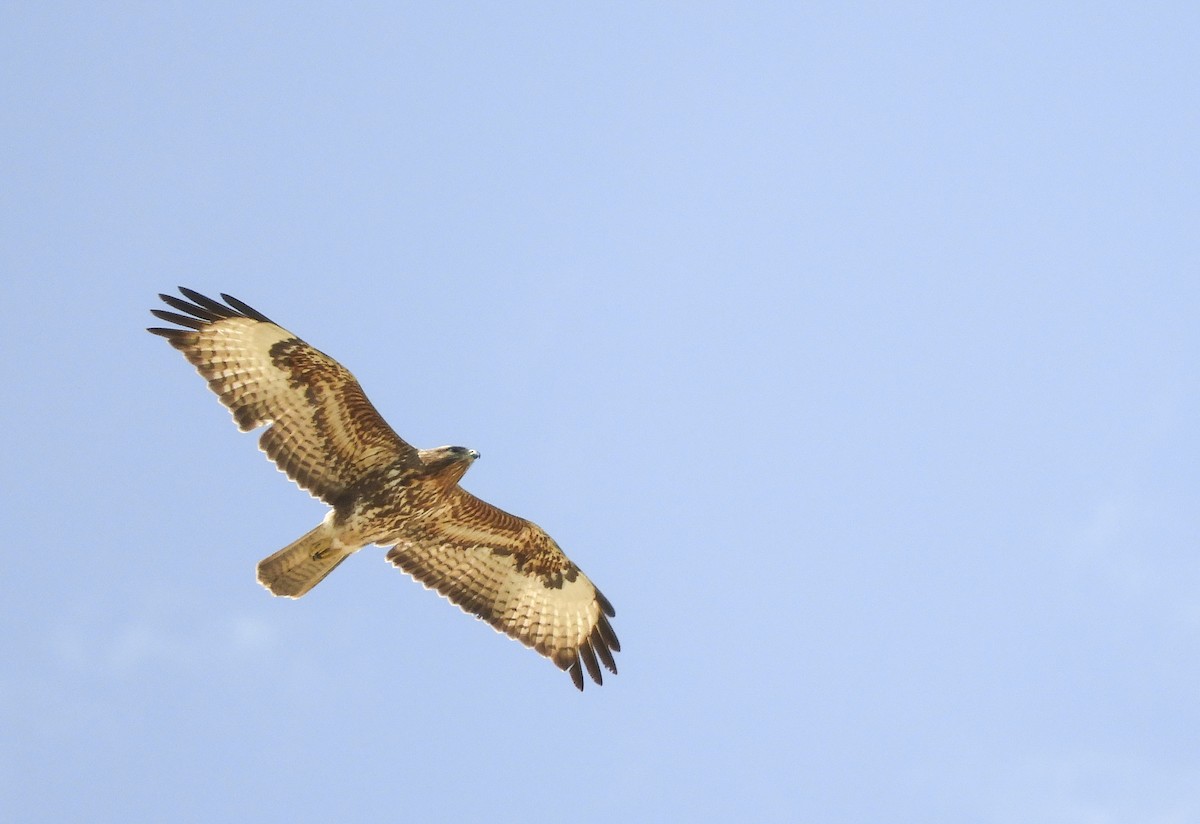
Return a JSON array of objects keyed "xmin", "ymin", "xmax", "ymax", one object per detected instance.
[{"xmin": 2, "ymin": 3, "xmax": 1197, "ymax": 822}]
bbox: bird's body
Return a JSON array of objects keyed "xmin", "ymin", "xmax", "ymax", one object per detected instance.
[{"xmin": 148, "ymin": 288, "xmax": 618, "ymax": 689}]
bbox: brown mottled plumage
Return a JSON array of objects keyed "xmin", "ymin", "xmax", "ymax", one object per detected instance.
[{"xmin": 148, "ymin": 288, "xmax": 618, "ymax": 690}]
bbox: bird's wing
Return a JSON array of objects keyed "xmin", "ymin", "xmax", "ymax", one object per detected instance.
[
  {"xmin": 149, "ymin": 288, "xmax": 419, "ymax": 504},
  {"xmin": 386, "ymin": 487, "xmax": 620, "ymax": 690}
]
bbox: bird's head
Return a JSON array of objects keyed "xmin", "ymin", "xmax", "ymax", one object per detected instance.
[{"xmin": 419, "ymin": 445, "xmax": 480, "ymax": 485}]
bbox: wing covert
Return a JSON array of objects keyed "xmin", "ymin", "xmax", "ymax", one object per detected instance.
[
  {"xmin": 149, "ymin": 288, "xmax": 419, "ymax": 503},
  {"xmin": 385, "ymin": 489, "xmax": 619, "ymax": 690}
]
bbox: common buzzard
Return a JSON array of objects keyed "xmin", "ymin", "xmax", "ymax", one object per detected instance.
[{"xmin": 148, "ymin": 288, "xmax": 619, "ymax": 690}]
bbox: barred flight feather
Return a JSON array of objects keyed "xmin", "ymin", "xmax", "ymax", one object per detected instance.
[{"xmin": 149, "ymin": 287, "xmax": 619, "ymax": 690}]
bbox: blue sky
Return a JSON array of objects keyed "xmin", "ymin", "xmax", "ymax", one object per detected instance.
[{"xmin": 2, "ymin": 3, "xmax": 1197, "ymax": 822}]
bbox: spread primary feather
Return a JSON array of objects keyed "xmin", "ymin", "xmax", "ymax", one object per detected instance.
[{"xmin": 149, "ymin": 288, "xmax": 618, "ymax": 691}]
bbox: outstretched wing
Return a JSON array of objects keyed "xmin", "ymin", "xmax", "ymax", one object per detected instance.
[
  {"xmin": 148, "ymin": 288, "xmax": 419, "ymax": 504},
  {"xmin": 386, "ymin": 488, "xmax": 620, "ymax": 690}
]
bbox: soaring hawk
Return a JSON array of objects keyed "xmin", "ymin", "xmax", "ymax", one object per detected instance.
[{"xmin": 148, "ymin": 288, "xmax": 619, "ymax": 690}]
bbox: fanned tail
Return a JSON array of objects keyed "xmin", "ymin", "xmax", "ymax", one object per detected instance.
[{"xmin": 256, "ymin": 517, "xmax": 350, "ymax": 598}]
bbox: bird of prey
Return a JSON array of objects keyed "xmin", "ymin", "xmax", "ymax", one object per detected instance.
[{"xmin": 148, "ymin": 288, "xmax": 619, "ymax": 690}]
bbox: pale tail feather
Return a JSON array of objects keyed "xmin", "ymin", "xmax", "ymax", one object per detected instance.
[{"xmin": 256, "ymin": 519, "xmax": 350, "ymax": 598}]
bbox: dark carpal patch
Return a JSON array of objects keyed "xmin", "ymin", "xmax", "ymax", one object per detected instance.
[{"xmin": 149, "ymin": 287, "xmax": 621, "ymax": 692}]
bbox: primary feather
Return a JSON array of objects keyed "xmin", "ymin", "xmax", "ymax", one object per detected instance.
[{"xmin": 149, "ymin": 288, "xmax": 618, "ymax": 690}]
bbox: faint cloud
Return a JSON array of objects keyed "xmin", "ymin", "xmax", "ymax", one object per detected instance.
[
  {"xmin": 45, "ymin": 593, "xmax": 282, "ymax": 679},
  {"xmin": 228, "ymin": 615, "xmax": 277, "ymax": 652},
  {"xmin": 107, "ymin": 622, "xmax": 196, "ymax": 673},
  {"xmin": 987, "ymin": 751, "xmax": 1200, "ymax": 824},
  {"xmin": 1059, "ymin": 492, "xmax": 1200, "ymax": 631},
  {"xmin": 3, "ymin": 596, "xmax": 315, "ymax": 742},
  {"xmin": 1066, "ymin": 496, "xmax": 1151, "ymax": 596}
]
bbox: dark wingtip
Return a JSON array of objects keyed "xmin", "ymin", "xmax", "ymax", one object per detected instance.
[
  {"xmin": 597, "ymin": 614, "xmax": 620, "ymax": 654},
  {"xmin": 150, "ymin": 288, "xmax": 272, "ymax": 330},
  {"xmin": 159, "ymin": 292, "xmax": 222, "ymax": 322},
  {"xmin": 149, "ymin": 308, "xmax": 206, "ymax": 329},
  {"xmin": 591, "ymin": 625, "xmax": 618, "ymax": 675},
  {"xmin": 175, "ymin": 287, "xmax": 236, "ymax": 317},
  {"xmin": 568, "ymin": 657, "xmax": 585, "ymax": 691},
  {"xmin": 578, "ymin": 639, "xmax": 602, "ymax": 686},
  {"xmin": 219, "ymin": 292, "xmax": 272, "ymax": 323}
]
